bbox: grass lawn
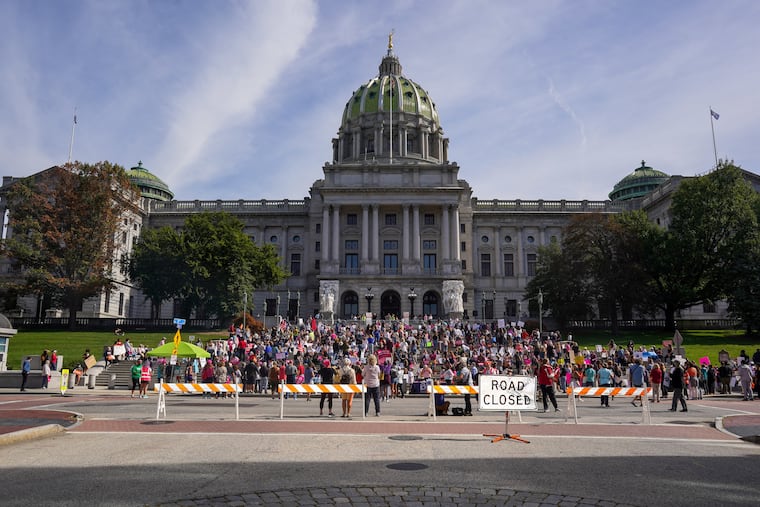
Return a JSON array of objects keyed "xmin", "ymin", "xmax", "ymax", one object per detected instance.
[
  {"xmin": 6, "ymin": 330, "xmax": 226, "ymax": 370},
  {"xmin": 570, "ymin": 329, "xmax": 760, "ymax": 364},
  {"xmin": 6, "ymin": 327, "xmax": 759, "ymax": 370}
]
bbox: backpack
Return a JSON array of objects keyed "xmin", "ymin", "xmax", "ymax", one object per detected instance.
[{"xmin": 340, "ymin": 369, "xmax": 351, "ymax": 384}]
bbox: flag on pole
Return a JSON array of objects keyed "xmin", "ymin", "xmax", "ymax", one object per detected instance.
[
  {"xmin": 710, "ymin": 109, "xmax": 719, "ymax": 120},
  {"xmin": 73, "ymin": 114, "xmax": 77, "ymax": 124}
]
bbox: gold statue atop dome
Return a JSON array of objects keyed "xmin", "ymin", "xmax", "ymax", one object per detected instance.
[{"xmin": 388, "ymin": 30, "xmax": 394, "ymax": 50}]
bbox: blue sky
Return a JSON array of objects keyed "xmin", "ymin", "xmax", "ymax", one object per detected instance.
[{"xmin": 1, "ymin": 1, "xmax": 758, "ymax": 201}]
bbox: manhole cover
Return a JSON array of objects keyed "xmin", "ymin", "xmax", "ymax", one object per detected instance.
[
  {"xmin": 388, "ymin": 435, "xmax": 423, "ymax": 441},
  {"xmin": 141, "ymin": 420, "xmax": 176, "ymax": 425},
  {"xmin": 386, "ymin": 462, "xmax": 428, "ymax": 471}
]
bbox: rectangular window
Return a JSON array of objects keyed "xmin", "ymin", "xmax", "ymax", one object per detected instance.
[
  {"xmin": 423, "ymin": 254, "xmax": 437, "ymax": 273},
  {"xmin": 461, "ymin": 259, "xmax": 467, "ymax": 271},
  {"xmin": 316, "ymin": 223, "xmax": 321, "ymax": 234},
  {"xmin": 484, "ymin": 299, "xmax": 494, "ymax": 320},
  {"xmin": 104, "ymin": 290, "xmax": 111, "ymax": 313},
  {"xmin": 347, "ymin": 213, "xmax": 357, "ymax": 225},
  {"xmin": 481, "ymin": 253, "xmax": 491, "ymax": 277},
  {"xmin": 422, "ymin": 240, "xmax": 436, "ymax": 250},
  {"xmin": 290, "ymin": 253, "xmax": 301, "ymax": 276},
  {"xmin": 345, "ymin": 253, "xmax": 359, "ymax": 270},
  {"xmin": 527, "ymin": 253, "xmax": 537, "ymax": 276},
  {"xmin": 462, "ymin": 292, "xmax": 468, "ymax": 303},
  {"xmin": 118, "ymin": 293, "xmax": 124, "ymax": 315},
  {"xmin": 265, "ymin": 298, "xmax": 277, "ymax": 316},
  {"xmin": 384, "ymin": 254, "xmax": 398, "ymax": 274},
  {"xmin": 315, "ymin": 259, "xmax": 320, "ymax": 270},
  {"xmin": 345, "ymin": 240, "xmax": 359, "ymax": 250},
  {"xmin": 506, "ymin": 299, "xmax": 517, "ymax": 318},
  {"xmin": 315, "ymin": 241, "xmax": 321, "ymax": 252},
  {"xmin": 385, "ymin": 213, "xmax": 397, "ymax": 225},
  {"xmin": 314, "ymin": 292, "xmax": 319, "ymax": 303},
  {"xmin": 383, "ymin": 240, "xmax": 398, "ymax": 250},
  {"xmin": 424, "ymin": 213, "xmax": 435, "ymax": 225},
  {"xmin": 461, "ymin": 241, "xmax": 466, "ymax": 252},
  {"xmin": 460, "ymin": 223, "xmax": 466, "ymax": 233},
  {"xmin": 503, "ymin": 253, "xmax": 514, "ymax": 277}
]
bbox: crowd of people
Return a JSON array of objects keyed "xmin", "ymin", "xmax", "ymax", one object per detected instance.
[{"xmin": 111, "ymin": 318, "xmax": 760, "ymax": 413}]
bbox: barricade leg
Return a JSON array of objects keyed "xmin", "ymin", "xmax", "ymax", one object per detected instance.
[
  {"xmin": 156, "ymin": 385, "xmax": 166, "ymax": 420},
  {"xmin": 235, "ymin": 384, "xmax": 240, "ymax": 421},
  {"xmin": 279, "ymin": 381, "xmax": 285, "ymax": 420},
  {"xmin": 642, "ymin": 388, "xmax": 651, "ymax": 425}
]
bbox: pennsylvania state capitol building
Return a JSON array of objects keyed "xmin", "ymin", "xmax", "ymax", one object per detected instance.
[{"xmin": 3, "ymin": 40, "xmax": 741, "ymax": 325}]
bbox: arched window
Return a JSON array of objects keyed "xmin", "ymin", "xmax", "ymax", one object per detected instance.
[
  {"xmin": 342, "ymin": 292, "xmax": 359, "ymax": 319},
  {"xmin": 422, "ymin": 291, "xmax": 439, "ymax": 317}
]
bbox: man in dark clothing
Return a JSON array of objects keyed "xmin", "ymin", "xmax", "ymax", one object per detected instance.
[
  {"xmin": 718, "ymin": 362, "xmax": 733, "ymax": 394},
  {"xmin": 669, "ymin": 360, "xmax": 687, "ymax": 412}
]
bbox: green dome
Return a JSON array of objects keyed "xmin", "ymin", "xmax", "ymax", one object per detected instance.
[
  {"xmin": 127, "ymin": 161, "xmax": 174, "ymax": 202},
  {"xmin": 341, "ymin": 66, "xmax": 440, "ymax": 129},
  {"xmin": 333, "ymin": 40, "xmax": 447, "ymax": 165},
  {"xmin": 609, "ymin": 160, "xmax": 669, "ymax": 201}
]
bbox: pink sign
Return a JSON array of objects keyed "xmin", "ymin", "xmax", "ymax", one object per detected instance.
[{"xmin": 699, "ymin": 356, "xmax": 711, "ymax": 366}]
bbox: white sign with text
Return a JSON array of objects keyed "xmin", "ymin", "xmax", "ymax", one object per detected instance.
[{"xmin": 478, "ymin": 375, "xmax": 537, "ymax": 411}]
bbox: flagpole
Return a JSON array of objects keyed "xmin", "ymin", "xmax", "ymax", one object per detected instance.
[
  {"xmin": 67, "ymin": 107, "xmax": 77, "ymax": 164},
  {"xmin": 387, "ymin": 30, "xmax": 394, "ymax": 166},
  {"xmin": 709, "ymin": 106, "xmax": 718, "ymax": 168}
]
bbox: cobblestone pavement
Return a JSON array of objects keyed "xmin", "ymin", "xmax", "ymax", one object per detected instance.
[{"xmin": 156, "ymin": 485, "xmax": 637, "ymax": 507}]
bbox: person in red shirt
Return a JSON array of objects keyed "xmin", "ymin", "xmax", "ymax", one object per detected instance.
[
  {"xmin": 538, "ymin": 358, "xmax": 560, "ymax": 412},
  {"xmin": 649, "ymin": 362, "xmax": 663, "ymax": 403}
]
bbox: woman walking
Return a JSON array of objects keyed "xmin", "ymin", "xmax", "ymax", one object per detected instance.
[{"xmin": 363, "ymin": 354, "xmax": 381, "ymax": 417}]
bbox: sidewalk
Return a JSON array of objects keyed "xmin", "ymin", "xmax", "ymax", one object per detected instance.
[{"xmin": 2, "ymin": 386, "xmax": 758, "ymax": 443}]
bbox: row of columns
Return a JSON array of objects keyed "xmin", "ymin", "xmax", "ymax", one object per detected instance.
[
  {"xmin": 321, "ymin": 204, "xmax": 461, "ymax": 265},
  {"xmin": 337, "ymin": 125, "xmax": 443, "ymax": 162}
]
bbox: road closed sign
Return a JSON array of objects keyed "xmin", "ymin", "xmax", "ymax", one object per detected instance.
[{"xmin": 478, "ymin": 375, "xmax": 537, "ymax": 411}]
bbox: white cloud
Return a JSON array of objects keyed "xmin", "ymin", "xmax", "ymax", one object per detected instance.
[{"xmin": 2, "ymin": 0, "xmax": 760, "ymax": 204}]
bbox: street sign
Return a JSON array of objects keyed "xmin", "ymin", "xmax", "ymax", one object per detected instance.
[
  {"xmin": 173, "ymin": 318, "xmax": 186, "ymax": 327},
  {"xmin": 478, "ymin": 375, "xmax": 537, "ymax": 411}
]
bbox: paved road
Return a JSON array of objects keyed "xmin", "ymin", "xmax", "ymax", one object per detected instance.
[{"xmin": 1, "ymin": 388, "xmax": 759, "ymax": 506}]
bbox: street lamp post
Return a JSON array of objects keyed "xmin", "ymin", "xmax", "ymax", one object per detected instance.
[
  {"xmin": 243, "ymin": 291, "xmax": 247, "ymax": 327},
  {"xmin": 538, "ymin": 288, "xmax": 544, "ymax": 335},
  {"xmin": 481, "ymin": 291, "xmax": 486, "ymax": 322},
  {"xmin": 407, "ymin": 288, "xmax": 417, "ymax": 319},
  {"xmin": 365, "ymin": 288, "xmax": 374, "ymax": 314}
]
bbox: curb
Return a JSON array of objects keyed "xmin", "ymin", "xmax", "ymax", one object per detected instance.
[{"xmin": 0, "ymin": 424, "xmax": 65, "ymax": 446}]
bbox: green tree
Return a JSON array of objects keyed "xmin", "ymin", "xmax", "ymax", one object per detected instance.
[
  {"xmin": 127, "ymin": 226, "xmax": 183, "ymax": 319},
  {"xmin": 525, "ymin": 240, "xmax": 595, "ymax": 330},
  {"xmin": 636, "ymin": 162, "xmax": 758, "ymax": 330},
  {"xmin": 1, "ymin": 162, "xmax": 138, "ymax": 329},
  {"xmin": 724, "ymin": 189, "xmax": 760, "ymax": 333},
  {"xmin": 175, "ymin": 212, "xmax": 287, "ymax": 322}
]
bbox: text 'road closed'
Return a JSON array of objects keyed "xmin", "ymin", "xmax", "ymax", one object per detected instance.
[{"xmin": 478, "ymin": 375, "xmax": 537, "ymax": 411}]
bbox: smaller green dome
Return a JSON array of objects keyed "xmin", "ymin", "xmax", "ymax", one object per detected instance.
[
  {"xmin": 609, "ymin": 160, "xmax": 669, "ymax": 201},
  {"xmin": 127, "ymin": 161, "xmax": 174, "ymax": 202}
]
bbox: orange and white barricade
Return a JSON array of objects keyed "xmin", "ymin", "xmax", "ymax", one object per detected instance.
[
  {"xmin": 426, "ymin": 384, "xmax": 481, "ymax": 421},
  {"xmin": 565, "ymin": 386, "xmax": 652, "ymax": 424},
  {"xmin": 278, "ymin": 382, "xmax": 366, "ymax": 419},
  {"xmin": 154, "ymin": 382, "xmax": 242, "ymax": 420}
]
